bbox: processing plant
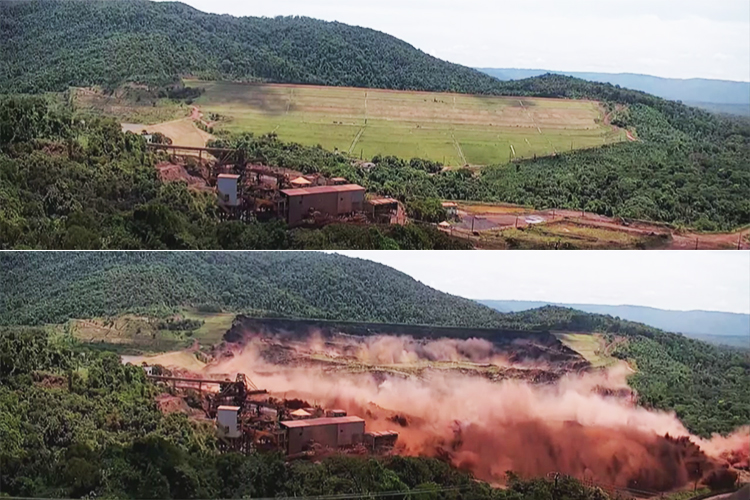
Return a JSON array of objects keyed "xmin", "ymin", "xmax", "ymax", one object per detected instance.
[{"xmin": 144, "ymin": 369, "xmax": 398, "ymax": 458}]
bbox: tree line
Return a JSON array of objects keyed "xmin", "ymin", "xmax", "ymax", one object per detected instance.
[
  {"xmin": 1, "ymin": 0, "xmax": 509, "ymax": 95},
  {"xmin": 498, "ymin": 306, "xmax": 750, "ymax": 438},
  {"xmin": 0, "ymin": 252, "xmax": 506, "ymax": 328}
]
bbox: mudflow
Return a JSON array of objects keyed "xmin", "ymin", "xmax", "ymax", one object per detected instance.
[{"xmin": 163, "ymin": 330, "xmax": 750, "ymax": 492}]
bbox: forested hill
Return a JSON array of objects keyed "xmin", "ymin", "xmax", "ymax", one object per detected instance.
[
  {"xmin": 2, "ymin": 252, "xmax": 749, "ymax": 437},
  {"xmin": 3, "ymin": 3, "xmax": 750, "ymax": 231},
  {"xmin": 0, "ymin": 252, "xmax": 507, "ymax": 327},
  {"xmin": 0, "ymin": 0, "xmax": 505, "ymax": 94},
  {"xmin": 0, "ymin": 251, "xmax": 670, "ymax": 335}
]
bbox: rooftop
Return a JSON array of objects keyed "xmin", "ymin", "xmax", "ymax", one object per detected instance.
[
  {"xmin": 442, "ymin": 202, "xmax": 458, "ymax": 208},
  {"xmin": 281, "ymin": 184, "xmax": 365, "ymax": 197},
  {"xmin": 290, "ymin": 409, "xmax": 312, "ymax": 417},
  {"xmin": 217, "ymin": 405, "xmax": 240, "ymax": 412},
  {"xmin": 280, "ymin": 416, "xmax": 365, "ymax": 428},
  {"xmin": 368, "ymin": 197, "xmax": 399, "ymax": 206},
  {"xmin": 217, "ymin": 174, "xmax": 240, "ymax": 180},
  {"xmin": 290, "ymin": 176, "xmax": 312, "ymax": 185}
]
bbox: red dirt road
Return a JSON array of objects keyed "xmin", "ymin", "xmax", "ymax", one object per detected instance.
[{"xmin": 454, "ymin": 203, "xmax": 750, "ymax": 250}]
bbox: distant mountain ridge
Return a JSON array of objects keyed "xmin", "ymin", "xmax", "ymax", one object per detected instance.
[
  {"xmin": 478, "ymin": 300, "xmax": 750, "ymax": 340},
  {"xmin": 0, "ymin": 0, "xmax": 511, "ymax": 95},
  {"xmin": 478, "ymin": 68, "xmax": 750, "ymax": 116}
]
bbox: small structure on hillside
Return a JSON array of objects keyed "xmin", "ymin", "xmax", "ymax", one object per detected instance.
[
  {"xmin": 279, "ymin": 184, "xmax": 366, "ymax": 225},
  {"xmin": 364, "ymin": 430, "xmax": 399, "ymax": 451},
  {"xmin": 330, "ymin": 177, "xmax": 348, "ymax": 185},
  {"xmin": 217, "ymin": 174, "xmax": 240, "ymax": 206},
  {"xmin": 442, "ymin": 202, "xmax": 458, "ymax": 218},
  {"xmin": 290, "ymin": 176, "xmax": 312, "ymax": 188},
  {"xmin": 290, "ymin": 409, "xmax": 312, "ymax": 420},
  {"xmin": 325, "ymin": 409, "xmax": 347, "ymax": 418},
  {"xmin": 217, "ymin": 406, "xmax": 241, "ymax": 438},
  {"xmin": 367, "ymin": 197, "xmax": 399, "ymax": 223},
  {"xmin": 280, "ymin": 416, "xmax": 366, "ymax": 455}
]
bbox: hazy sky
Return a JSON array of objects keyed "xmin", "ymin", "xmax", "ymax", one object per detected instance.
[
  {"xmin": 329, "ymin": 251, "xmax": 750, "ymax": 314},
  {"xmin": 159, "ymin": 0, "xmax": 750, "ymax": 81}
]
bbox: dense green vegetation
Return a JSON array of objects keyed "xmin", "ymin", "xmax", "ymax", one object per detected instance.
[
  {"xmin": 0, "ymin": 0, "xmax": 507, "ymax": 95},
  {"xmin": 0, "ymin": 252, "xmax": 504, "ymax": 328},
  {"xmin": 0, "ymin": 327, "xmax": 612, "ymax": 500},
  {"xmin": 2, "ymin": 0, "xmax": 749, "ymax": 229},
  {"xmin": 498, "ymin": 306, "xmax": 750, "ymax": 438},
  {"xmin": 613, "ymin": 333, "xmax": 750, "ymax": 438},
  {"xmin": 0, "ymin": 95, "xmax": 468, "ymax": 250}
]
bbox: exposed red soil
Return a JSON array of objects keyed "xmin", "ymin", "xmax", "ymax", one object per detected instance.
[
  {"xmin": 156, "ymin": 161, "xmax": 210, "ymax": 191},
  {"xmin": 156, "ymin": 393, "xmax": 191, "ymax": 414},
  {"xmin": 454, "ymin": 204, "xmax": 749, "ymax": 250}
]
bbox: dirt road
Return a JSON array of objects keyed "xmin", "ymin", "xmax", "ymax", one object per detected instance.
[
  {"xmin": 454, "ymin": 202, "xmax": 750, "ymax": 250},
  {"xmin": 122, "ymin": 118, "xmax": 214, "ymax": 148}
]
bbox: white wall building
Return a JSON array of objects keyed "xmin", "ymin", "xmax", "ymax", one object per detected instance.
[{"xmin": 217, "ymin": 174, "xmax": 240, "ymax": 207}]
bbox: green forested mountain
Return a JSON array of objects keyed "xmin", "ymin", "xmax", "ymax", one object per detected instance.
[
  {"xmin": 0, "ymin": 0, "xmax": 505, "ymax": 94},
  {"xmin": 488, "ymin": 306, "xmax": 750, "ymax": 438},
  {"xmin": 480, "ymin": 300, "xmax": 750, "ymax": 338},
  {"xmin": 479, "ymin": 68, "xmax": 750, "ymax": 112},
  {"xmin": 0, "ymin": 252, "xmax": 504, "ymax": 327},
  {"xmin": 613, "ymin": 332, "xmax": 750, "ymax": 437},
  {"xmin": 2, "ymin": 1, "xmax": 749, "ymax": 230},
  {"xmin": 2, "ymin": 253, "xmax": 749, "ymax": 437}
]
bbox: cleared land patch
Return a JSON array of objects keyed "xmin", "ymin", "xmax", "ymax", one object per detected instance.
[
  {"xmin": 64, "ymin": 311, "xmax": 233, "ymax": 353},
  {"xmin": 555, "ymin": 333, "xmax": 619, "ymax": 368},
  {"xmin": 185, "ymin": 80, "xmax": 626, "ymax": 166},
  {"xmin": 74, "ymin": 87, "xmax": 188, "ymax": 124},
  {"xmin": 121, "ymin": 118, "xmax": 214, "ymax": 148},
  {"xmin": 446, "ymin": 202, "xmax": 750, "ymax": 250}
]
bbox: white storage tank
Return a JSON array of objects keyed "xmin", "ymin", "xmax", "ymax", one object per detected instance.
[
  {"xmin": 216, "ymin": 405, "xmax": 240, "ymax": 438},
  {"xmin": 217, "ymin": 174, "xmax": 240, "ymax": 207}
]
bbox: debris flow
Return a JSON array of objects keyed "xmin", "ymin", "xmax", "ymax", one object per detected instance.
[{"xmin": 169, "ymin": 331, "xmax": 750, "ymax": 491}]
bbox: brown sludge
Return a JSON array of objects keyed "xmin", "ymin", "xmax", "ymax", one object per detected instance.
[{"xmin": 181, "ymin": 330, "xmax": 750, "ymax": 492}]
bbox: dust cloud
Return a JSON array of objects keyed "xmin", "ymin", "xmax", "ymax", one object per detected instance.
[
  {"xmin": 304, "ymin": 333, "xmax": 506, "ymax": 365},
  {"xmin": 196, "ymin": 334, "xmax": 749, "ymax": 491}
]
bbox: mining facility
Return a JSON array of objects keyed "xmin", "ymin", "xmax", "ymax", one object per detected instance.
[
  {"xmin": 145, "ymin": 370, "xmax": 399, "ymax": 458},
  {"xmin": 147, "ymin": 142, "xmax": 402, "ymax": 226}
]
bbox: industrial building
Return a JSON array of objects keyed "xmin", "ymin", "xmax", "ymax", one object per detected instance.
[
  {"xmin": 141, "ymin": 369, "xmax": 398, "ymax": 457},
  {"xmin": 364, "ymin": 430, "xmax": 399, "ymax": 451},
  {"xmin": 279, "ymin": 184, "xmax": 366, "ymax": 225},
  {"xmin": 217, "ymin": 174, "xmax": 240, "ymax": 207},
  {"xmin": 217, "ymin": 405, "xmax": 241, "ymax": 438},
  {"xmin": 280, "ymin": 416, "xmax": 366, "ymax": 455},
  {"xmin": 366, "ymin": 197, "xmax": 399, "ymax": 223},
  {"xmin": 145, "ymin": 143, "xmax": 406, "ymax": 228}
]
